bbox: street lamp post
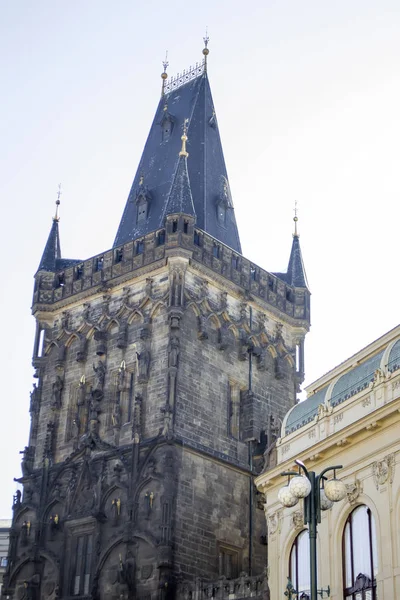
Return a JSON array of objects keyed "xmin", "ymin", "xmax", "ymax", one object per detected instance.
[{"xmin": 279, "ymin": 459, "xmax": 347, "ymax": 600}]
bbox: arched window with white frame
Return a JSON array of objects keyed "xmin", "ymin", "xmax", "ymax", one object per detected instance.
[
  {"xmin": 289, "ymin": 529, "xmax": 310, "ymax": 598},
  {"xmin": 342, "ymin": 505, "xmax": 378, "ymax": 599}
]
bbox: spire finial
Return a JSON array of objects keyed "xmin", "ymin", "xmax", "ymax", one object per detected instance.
[
  {"xmin": 179, "ymin": 119, "xmax": 189, "ymax": 158},
  {"xmin": 202, "ymin": 28, "xmax": 209, "ymax": 72},
  {"xmin": 53, "ymin": 183, "xmax": 61, "ymax": 222},
  {"xmin": 161, "ymin": 51, "xmax": 169, "ymax": 97},
  {"xmin": 293, "ymin": 201, "xmax": 299, "ymax": 237}
]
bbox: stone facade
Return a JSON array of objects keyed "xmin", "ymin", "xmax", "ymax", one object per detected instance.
[
  {"xmin": 256, "ymin": 325, "xmax": 400, "ymax": 600},
  {"xmin": 3, "ymin": 216, "xmax": 309, "ymax": 599}
]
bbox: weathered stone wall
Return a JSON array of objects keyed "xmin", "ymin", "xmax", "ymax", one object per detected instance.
[{"xmin": 6, "ymin": 234, "xmax": 308, "ymax": 599}]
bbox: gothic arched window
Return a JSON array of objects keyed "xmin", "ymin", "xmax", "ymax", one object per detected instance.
[
  {"xmin": 343, "ymin": 505, "xmax": 377, "ymax": 599},
  {"xmin": 289, "ymin": 530, "xmax": 310, "ymax": 598}
]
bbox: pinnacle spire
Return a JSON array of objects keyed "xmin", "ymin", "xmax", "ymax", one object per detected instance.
[
  {"xmin": 37, "ymin": 218, "xmax": 61, "ymax": 273},
  {"xmin": 164, "ymin": 121, "xmax": 195, "ymax": 217},
  {"xmin": 161, "ymin": 51, "xmax": 169, "ymax": 97},
  {"xmin": 202, "ymin": 29, "xmax": 209, "ymax": 72},
  {"xmin": 286, "ymin": 206, "xmax": 308, "ymax": 288}
]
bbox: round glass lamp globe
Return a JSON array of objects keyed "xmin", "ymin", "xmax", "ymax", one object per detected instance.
[
  {"xmin": 278, "ymin": 485, "xmax": 299, "ymax": 507},
  {"xmin": 289, "ymin": 475, "xmax": 312, "ymax": 499},
  {"xmin": 324, "ymin": 478, "xmax": 347, "ymax": 502},
  {"xmin": 320, "ymin": 488, "xmax": 334, "ymax": 511}
]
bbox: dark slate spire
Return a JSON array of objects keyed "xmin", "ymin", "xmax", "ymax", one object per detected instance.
[
  {"xmin": 163, "ymin": 120, "xmax": 195, "ymax": 217},
  {"xmin": 286, "ymin": 232, "xmax": 308, "ymax": 288},
  {"xmin": 114, "ymin": 58, "xmax": 241, "ymax": 252},
  {"xmin": 37, "ymin": 218, "xmax": 61, "ymax": 272},
  {"xmin": 274, "ymin": 212, "xmax": 309, "ymax": 288}
]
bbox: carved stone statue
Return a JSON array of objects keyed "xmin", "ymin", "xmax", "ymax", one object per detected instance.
[
  {"xmin": 137, "ymin": 348, "xmax": 150, "ymax": 381},
  {"xmin": 52, "ymin": 375, "xmax": 64, "ymax": 409},
  {"xmin": 77, "ymin": 379, "xmax": 86, "ymax": 406},
  {"xmin": 168, "ymin": 337, "xmax": 179, "ymax": 368},
  {"xmin": 93, "ymin": 360, "xmax": 106, "ymax": 391},
  {"xmin": 118, "ymin": 552, "xmax": 136, "ymax": 593},
  {"xmin": 29, "ymin": 384, "xmax": 40, "ymax": 413},
  {"xmin": 111, "ymin": 498, "xmax": 121, "ymax": 525},
  {"xmin": 20, "ymin": 446, "xmax": 33, "ymax": 477},
  {"xmin": 112, "ymin": 402, "xmax": 121, "ymax": 428},
  {"xmin": 117, "ymin": 362, "xmax": 126, "ymax": 390},
  {"xmin": 13, "ymin": 490, "xmax": 21, "ymax": 508}
]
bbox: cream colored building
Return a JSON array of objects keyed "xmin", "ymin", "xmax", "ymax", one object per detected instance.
[
  {"xmin": 256, "ymin": 325, "xmax": 400, "ymax": 600},
  {"xmin": 0, "ymin": 519, "xmax": 11, "ymax": 596}
]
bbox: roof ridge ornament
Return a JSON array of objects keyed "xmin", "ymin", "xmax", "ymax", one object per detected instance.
[
  {"xmin": 203, "ymin": 28, "xmax": 209, "ymax": 72},
  {"xmin": 179, "ymin": 119, "xmax": 189, "ymax": 158},
  {"xmin": 161, "ymin": 51, "xmax": 169, "ymax": 97},
  {"xmin": 53, "ymin": 183, "xmax": 62, "ymax": 222},
  {"xmin": 293, "ymin": 200, "xmax": 299, "ymax": 237}
]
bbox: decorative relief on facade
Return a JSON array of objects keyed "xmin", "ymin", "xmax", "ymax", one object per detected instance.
[
  {"xmin": 291, "ymin": 510, "xmax": 304, "ymax": 530},
  {"xmin": 372, "ymin": 454, "xmax": 395, "ymax": 489},
  {"xmin": 345, "ymin": 479, "xmax": 363, "ymax": 506},
  {"xmin": 333, "ymin": 412, "xmax": 343, "ymax": 425},
  {"xmin": 361, "ymin": 396, "xmax": 372, "ymax": 407},
  {"xmin": 267, "ymin": 510, "xmax": 282, "ymax": 535}
]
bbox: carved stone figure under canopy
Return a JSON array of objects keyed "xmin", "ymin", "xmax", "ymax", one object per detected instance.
[
  {"xmin": 51, "ymin": 375, "xmax": 64, "ymax": 409},
  {"xmin": 93, "ymin": 360, "xmax": 106, "ymax": 391}
]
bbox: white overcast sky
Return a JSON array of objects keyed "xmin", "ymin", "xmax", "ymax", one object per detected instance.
[{"xmin": 0, "ymin": 1, "xmax": 399, "ymax": 517}]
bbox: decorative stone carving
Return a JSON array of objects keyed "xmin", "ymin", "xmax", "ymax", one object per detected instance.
[
  {"xmin": 111, "ymin": 498, "xmax": 121, "ymax": 526},
  {"xmin": 291, "ymin": 510, "xmax": 303, "ymax": 530},
  {"xmin": 168, "ymin": 336, "xmax": 179, "ymax": 368},
  {"xmin": 76, "ymin": 336, "xmax": 87, "ymax": 362},
  {"xmin": 51, "ymin": 375, "xmax": 64, "ymax": 409},
  {"xmin": 144, "ymin": 491, "xmax": 154, "ymax": 518},
  {"xmin": 197, "ymin": 315, "xmax": 208, "ymax": 340},
  {"xmin": 137, "ymin": 347, "xmax": 150, "ymax": 382},
  {"xmin": 29, "ymin": 384, "xmax": 40, "ymax": 413},
  {"xmin": 267, "ymin": 510, "xmax": 282, "ymax": 535},
  {"xmin": 372, "ymin": 454, "xmax": 395, "ymax": 489},
  {"xmin": 346, "ymin": 479, "xmax": 362, "ymax": 505},
  {"xmin": 93, "ymin": 360, "xmax": 106, "ymax": 392},
  {"xmin": 117, "ymin": 322, "xmax": 128, "ymax": 349},
  {"xmin": 19, "ymin": 446, "xmax": 34, "ymax": 477}
]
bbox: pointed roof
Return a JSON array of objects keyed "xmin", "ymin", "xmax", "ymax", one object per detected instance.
[
  {"xmin": 36, "ymin": 218, "xmax": 82, "ymax": 274},
  {"xmin": 286, "ymin": 233, "xmax": 308, "ymax": 288},
  {"xmin": 163, "ymin": 125, "xmax": 195, "ymax": 216},
  {"xmin": 113, "ymin": 70, "xmax": 241, "ymax": 252},
  {"xmin": 37, "ymin": 218, "xmax": 61, "ymax": 272}
]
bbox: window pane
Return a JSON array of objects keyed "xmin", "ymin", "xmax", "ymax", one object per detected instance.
[
  {"xmin": 297, "ymin": 531, "xmax": 310, "ymax": 592},
  {"xmin": 344, "ymin": 522, "xmax": 352, "ymax": 588},
  {"xmin": 352, "ymin": 506, "xmax": 372, "ymax": 578},
  {"xmin": 371, "ymin": 513, "xmax": 378, "ymax": 577}
]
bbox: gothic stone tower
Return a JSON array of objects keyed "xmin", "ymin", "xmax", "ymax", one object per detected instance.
[{"xmin": 4, "ymin": 50, "xmax": 310, "ymax": 600}]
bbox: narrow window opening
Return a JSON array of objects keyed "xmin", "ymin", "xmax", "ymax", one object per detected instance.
[
  {"xmin": 231, "ymin": 255, "xmax": 240, "ymax": 270},
  {"xmin": 75, "ymin": 264, "xmax": 83, "ymax": 280},
  {"xmin": 286, "ymin": 288, "xmax": 293, "ymax": 302},
  {"xmin": 115, "ymin": 248, "xmax": 123, "ymax": 263},
  {"xmin": 183, "ymin": 220, "xmax": 189, "ymax": 234},
  {"xmin": 172, "ymin": 220, "xmax": 178, "ymax": 233},
  {"xmin": 194, "ymin": 231, "xmax": 201, "ymax": 246},
  {"xmin": 157, "ymin": 230, "xmax": 166, "ymax": 246},
  {"xmin": 268, "ymin": 276, "xmax": 274, "ymax": 291},
  {"xmin": 250, "ymin": 266, "xmax": 257, "ymax": 281},
  {"xmin": 56, "ymin": 272, "xmax": 65, "ymax": 287},
  {"xmin": 136, "ymin": 240, "xmax": 144, "ymax": 255},
  {"xmin": 213, "ymin": 243, "xmax": 220, "ymax": 259}
]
